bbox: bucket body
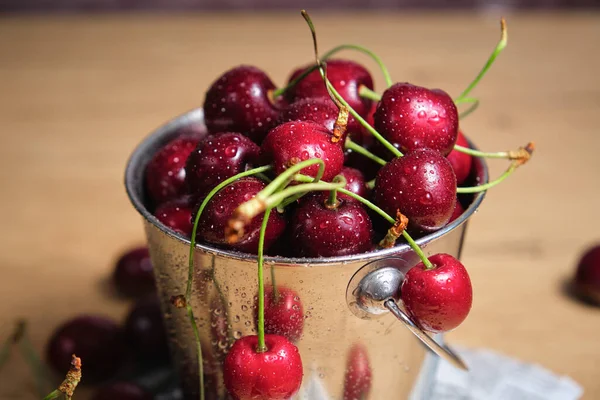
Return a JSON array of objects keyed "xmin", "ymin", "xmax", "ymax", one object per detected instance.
[{"xmin": 125, "ymin": 109, "xmax": 487, "ymax": 400}]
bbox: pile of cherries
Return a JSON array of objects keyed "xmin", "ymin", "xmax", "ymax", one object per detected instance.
[{"xmin": 140, "ymin": 11, "xmax": 532, "ymax": 400}]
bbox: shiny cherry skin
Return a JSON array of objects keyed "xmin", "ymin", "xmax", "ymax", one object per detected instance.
[
  {"xmin": 145, "ymin": 136, "xmax": 200, "ymax": 205},
  {"xmin": 261, "ymin": 121, "xmax": 344, "ymax": 182},
  {"xmin": 290, "ymin": 193, "xmax": 373, "ymax": 257},
  {"xmin": 185, "ymin": 132, "xmax": 260, "ymax": 197},
  {"xmin": 124, "ymin": 296, "xmax": 169, "ymax": 363},
  {"xmin": 573, "ymin": 245, "xmax": 600, "ymax": 305},
  {"xmin": 46, "ymin": 315, "xmax": 126, "ymax": 383},
  {"xmin": 92, "ymin": 382, "xmax": 152, "ymax": 400},
  {"xmin": 223, "ymin": 334, "xmax": 303, "ymax": 400},
  {"xmin": 343, "ymin": 342, "xmax": 372, "ymax": 400},
  {"xmin": 401, "ymin": 253, "xmax": 472, "ymax": 333},
  {"xmin": 373, "ymin": 149, "xmax": 457, "ymax": 232},
  {"xmin": 374, "ymin": 83, "xmax": 459, "ymax": 156},
  {"xmin": 446, "ymin": 131, "xmax": 473, "ymax": 185},
  {"xmin": 112, "ymin": 247, "xmax": 155, "ymax": 298},
  {"xmin": 154, "ymin": 195, "xmax": 193, "ymax": 237},
  {"xmin": 337, "ymin": 166, "xmax": 369, "ymax": 201},
  {"xmin": 195, "ymin": 177, "xmax": 286, "ymax": 253},
  {"xmin": 204, "ymin": 65, "xmax": 280, "ymax": 143},
  {"xmin": 285, "ymin": 59, "xmax": 374, "ymax": 117},
  {"xmin": 257, "ymin": 286, "xmax": 304, "ymax": 343}
]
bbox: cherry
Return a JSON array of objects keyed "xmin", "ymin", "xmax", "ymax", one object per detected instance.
[
  {"xmin": 154, "ymin": 195, "xmax": 193, "ymax": 236},
  {"xmin": 261, "ymin": 121, "xmax": 344, "ymax": 182},
  {"xmin": 374, "ymin": 83, "xmax": 458, "ymax": 156},
  {"xmin": 145, "ymin": 136, "xmax": 200, "ymax": 205},
  {"xmin": 446, "ymin": 131, "xmax": 473, "ymax": 185},
  {"xmin": 401, "ymin": 253, "xmax": 472, "ymax": 333},
  {"xmin": 448, "ymin": 199, "xmax": 465, "ymax": 224},
  {"xmin": 46, "ymin": 315, "xmax": 126, "ymax": 383},
  {"xmin": 573, "ymin": 245, "xmax": 600, "ymax": 305},
  {"xmin": 112, "ymin": 247, "xmax": 156, "ymax": 298},
  {"xmin": 124, "ymin": 296, "xmax": 170, "ymax": 363},
  {"xmin": 92, "ymin": 382, "xmax": 152, "ymax": 400},
  {"xmin": 342, "ymin": 343, "xmax": 372, "ymax": 400},
  {"xmin": 285, "ymin": 59, "xmax": 374, "ymax": 117},
  {"xmin": 337, "ymin": 166, "xmax": 369, "ymax": 201},
  {"xmin": 257, "ymin": 286, "xmax": 304, "ymax": 343},
  {"xmin": 290, "ymin": 192, "xmax": 373, "ymax": 257},
  {"xmin": 195, "ymin": 177, "xmax": 286, "ymax": 253},
  {"xmin": 204, "ymin": 65, "xmax": 280, "ymax": 143},
  {"xmin": 185, "ymin": 132, "xmax": 260, "ymax": 197},
  {"xmin": 223, "ymin": 334, "xmax": 303, "ymax": 400},
  {"xmin": 373, "ymin": 148, "xmax": 457, "ymax": 232}
]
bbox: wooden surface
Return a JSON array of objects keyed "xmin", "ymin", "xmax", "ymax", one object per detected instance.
[{"xmin": 0, "ymin": 11, "xmax": 599, "ymax": 399}]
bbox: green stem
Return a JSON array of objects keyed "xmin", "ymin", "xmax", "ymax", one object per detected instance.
[
  {"xmin": 345, "ymin": 138, "xmax": 386, "ymax": 166},
  {"xmin": 19, "ymin": 333, "xmax": 53, "ymax": 397},
  {"xmin": 458, "ymin": 98, "xmax": 480, "ymax": 120},
  {"xmin": 265, "ymin": 181, "xmax": 346, "ymax": 209},
  {"xmin": 456, "ymin": 18, "xmax": 508, "ymax": 101},
  {"xmin": 457, "ymin": 163, "xmax": 517, "ymax": 193},
  {"xmin": 256, "ymin": 207, "xmax": 272, "ymax": 352},
  {"xmin": 366, "ymin": 179, "xmax": 375, "ymax": 190},
  {"xmin": 43, "ymin": 389, "xmax": 61, "ymax": 400},
  {"xmin": 453, "ymin": 145, "xmax": 509, "ymax": 159},
  {"xmin": 186, "ymin": 165, "xmax": 271, "ymax": 400},
  {"xmin": 327, "ymin": 188, "xmax": 339, "ymax": 208},
  {"xmin": 454, "ymin": 96, "xmax": 478, "ymax": 105},
  {"xmin": 260, "ymin": 159, "xmax": 324, "ymax": 200},
  {"xmin": 358, "ymin": 85, "xmax": 382, "ymax": 102},
  {"xmin": 272, "ymin": 43, "xmax": 393, "ymax": 98},
  {"xmin": 401, "ymin": 231, "xmax": 434, "ymax": 270}
]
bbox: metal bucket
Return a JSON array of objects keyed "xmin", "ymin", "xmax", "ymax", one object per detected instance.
[{"xmin": 125, "ymin": 108, "xmax": 487, "ymax": 400}]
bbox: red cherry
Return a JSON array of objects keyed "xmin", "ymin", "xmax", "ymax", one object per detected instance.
[
  {"xmin": 154, "ymin": 195, "xmax": 193, "ymax": 236},
  {"xmin": 285, "ymin": 59, "xmax": 374, "ymax": 117},
  {"xmin": 342, "ymin": 343, "xmax": 372, "ymax": 400},
  {"xmin": 112, "ymin": 247, "xmax": 155, "ymax": 298},
  {"xmin": 185, "ymin": 132, "xmax": 260, "ymax": 197},
  {"xmin": 448, "ymin": 199, "xmax": 465, "ymax": 224},
  {"xmin": 195, "ymin": 177, "xmax": 286, "ymax": 253},
  {"xmin": 204, "ymin": 65, "xmax": 280, "ymax": 143},
  {"xmin": 446, "ymin": 131, "xmax": 473, "ymax": 185},
  {"xmin": 401, "ymin": 253, "xmax": 472, "ymax": 333},
  {"xmin": 223, "ymin": 334, "xmax": 303, "ymax": 400},
  {"xmin": 374, "ymin": 83, "xmax": 458, "ymax": 156},
  {"xmin": 290, "ymin": 193, "xmax": 373, "ymax": 257},
  {"xmin": 337, "ymin": 166, "xmax": 369, "ymax": 201},
  {"xmin": 124, "ymin": 296, "xmax": 169, "ymax": 363},
  {"xmin": 92, "ymin": 382, "xmax": 152, "ymax": 400},
  {"xmin": 145, "ymin": 136, "xmax": 200, "ymax": 205},
  {"xmin": 257, "ymin": 286, "xmax": 304, "ymax": 343},
  {"xmin": 373, "ymin": 149, "xmax": 457, "ymax": 232},
  {"xmin": 261, "ymin": 121, "xmax": 344, "ymax": 182},
  {"xmin": 573, "ymin": 245, "xmax": 600, "ymax": 305}
]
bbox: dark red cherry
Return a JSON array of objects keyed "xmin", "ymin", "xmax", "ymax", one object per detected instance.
[
  {"xmin": 261, "ymin": 121, "xmax": 344, "ymax": 182},
  {"xmin": 185, "ymin": 132, "xmax": 260, "ymax": 197},
  {"xmin": 154, "ymin": 195, "xmax": 193, "ymax": 236},
  {"xmin": 373, "ymin": 149, "xmax": 457, "ymax": 232},
  {"xmin": 204, "ymin": 65, "xmax": 280, "ymax": 143},
  {"xmin": 112, "ymin": 247, "xmax": 155, "ymax": 298},
  {"xmin": 195, "ymin": 177, "xmax": 286, "ymax": 253},
  {"xmin": 401, "ymin": 253, "xmax": 472, "ymax": 333},
  {"xmin": 285, "ymin": 59, "xmax": 374, "ymax": 117},
  {"xmin": 448, "ymin": 199, "xmax": 465, "ymax": 224},
  {"xmin": 290, "ymin": 193, "xmax": 373, "ymax": 257},
  {"xmin": 374, "ymin": 83, "xmax": 458, "ymax": 156},
  {"xmin": 257, "ymin": 286, "xmax": 304, "ymax": 343},
  {"xmin": 145, "ymin": 136, "xmax": 200, "ymax": 205},
  {"xmin": 92, "ymin": 382, "xmax": 152, "ymax": 400},
  {"xmin": 573, "ymin": 245, "xmax": 600, "ymax": 305},
  {"xmin": 337, "ymin": 166, "xmax": 369, "ymax": 201},
  {"xmin": 124, "ymin": 296, "xmax": 169, "ymax": 363},
  {"xmin": 343, "ymin": 343, "xmax": 372, "ymax": 400},
  {"xmin": 446, "ymin": 131, "xmax": 473, "ymax": 186},
  {"xmin": 46, "ymin": 315, "xmax": 126, "ymax": 383},
  {"xmin": 223, "ymin": 335, "xmax": 303, "ymax": 400}
]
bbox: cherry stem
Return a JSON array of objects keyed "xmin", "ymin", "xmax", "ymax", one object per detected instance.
[
  {"xmin": 366, "ymin": 179, "xmax": 375, "ymax": 190},
  {"xmin": 457, "ymin": 162, "xmax": 517, "ymax": 193},
  {"xmin": 458, "ymin": 98, "xmax": 480, "ymax": 120},
  {"xmin": 300, "ymin": 10, "xmax": 403, "ymax": 159},
  {"xmin": 18, "ymin": 326, "xmax": 53, "ymax": 397},
  {"xmin": 453, "ymin": 145, "xmax": 510, "ymax": 159},
  {"xmin": 271, "ymin": 43, "xmax": 393, "ymax": 98},
  {"xmin": 264, "ymin": 181, "xmax": 346, "ymax": 210},
  {"xmin": 402, "ymin": 230, "xmax": 434, "ymax": 269},
  {"xmin": 345, "ymin": 138, "xmax": 386, "ymax": 166},
  {"xmin": 358, "ymin": 85, "xmax": 382, "ymax": 101},
  {"xmin": 256, "ymin": 207, "xmax": 272, "ymax": 353},
  {"xmin": 456, "ymin": 18, "xmax": 508, "ymax": 102},
  {"xmin": 326, "ymin": 175, "xmax": 346, "ymax": 209},
  {"xmin": 186, "ymin": 165, "xmax": 272, "ymax": 400},
  {"xmin": 43, "ymin": 355, "xmax": 81, "ymax": 400}
]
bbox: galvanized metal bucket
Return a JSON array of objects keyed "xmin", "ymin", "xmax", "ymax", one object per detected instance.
[{"xmin": 125, "ymin": 108, "xmax": 487, "ymax": 400}]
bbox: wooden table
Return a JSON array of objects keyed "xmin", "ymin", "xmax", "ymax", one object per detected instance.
[{"xmin": 0, "ymin": 11, "xmax": 598, "ymax": 399}]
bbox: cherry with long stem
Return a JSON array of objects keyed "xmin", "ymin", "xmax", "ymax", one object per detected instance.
[{"xmin": 256, "ymin": 207, "xmax": 272, "ymax": 352}]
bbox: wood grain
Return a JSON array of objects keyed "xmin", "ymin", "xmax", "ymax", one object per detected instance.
[{"xmin": 0, "ymin": 12, "xmax": 598, "ymax": 399}]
